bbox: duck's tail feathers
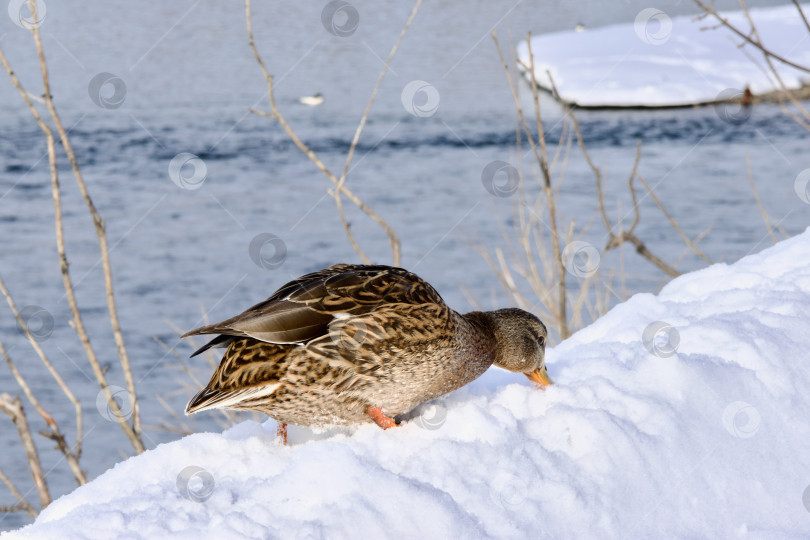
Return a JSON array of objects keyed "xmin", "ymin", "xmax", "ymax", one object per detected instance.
[
  {"xmin": 189, "ymin": 335, "xmax": 236, "ymax": 358},
  {"xmin": 185, "ymin": 383, "xmax": 281, "ymax": 415}
]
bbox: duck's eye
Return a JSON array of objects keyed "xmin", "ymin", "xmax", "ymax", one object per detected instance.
[{"xmin": 538, "ymin": 336, "xmax": 545, "ymax": 347}]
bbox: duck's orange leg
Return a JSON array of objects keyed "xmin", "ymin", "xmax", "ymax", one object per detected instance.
[
  {"xmin": 366, "ymin": 406, "xmax": 398, "ymax": 429},
  {"xmin": 276, "ymin": 422, "xmax": 288, "ymax": 445}
]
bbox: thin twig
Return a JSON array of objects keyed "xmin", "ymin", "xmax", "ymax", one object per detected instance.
[
  {"xmin": 745, "ymin": 150, "xmax": 777, "ymax": 244},
  {"xmin": 330, "ymin": 0, "xmax": 424, "ymax": 263},
  {"xmin": 550, "ymin": 72, "xmax": 682, "ymax": 277},
  {"xmin": 737, "ymin": 0, "xmax": 810, "ymax": 124},
  {"xmin": 0, "ymin": 394, "xmax": 50, "ymax": 510},
  {"xmin": 0, "ymin": 2, "xmax": 144, "ymax": 454},
  {"xmin": 633, "ymin": 172, "xmax": 713, "ymax": 263},
  {"xmin": 523, "ymin": 34, "xmax": 568, "ymax": 339},
  {"xmin": 693, "ymin": 0, "xmax": 810, "ymax": 73},
  {"xmin": 24, "ymin": 0, "xmax": 143, "ymax": 448},
  {"xmin": 0, "ymin": 276, "xmax": 84, "ymax": 461},
  {"xmin": 793, "ymin": 0, "xmax": 810, "ymax": 34},
  {"xmin": 0, "ymin": 336, "xmax": 86, "ymax": 486},
  {"xmin": 335, "ymin": 0, "xmax": 422, "ymax": 187},
  {"xmin": 626, "ymin": 143, "xmax": 642, "ymax": 234},
  {"xmin": 694, "ymin": 0, "xmax": 810, "ymax": 129},
  {"xmin": 245, "ymin": 0, "xmax": 402, "ymax": 265},
  {"xmin": 493, "ymin": 31, "xmax": 569, "ymax": 338},
  {"xmin": 0, "ymin": 469, "xmax": 37, "ymax": 518}
]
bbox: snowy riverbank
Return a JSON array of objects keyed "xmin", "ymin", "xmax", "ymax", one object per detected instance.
[
  {"xmin": 5, "ymin": 230, "xmax": 810, "ymax": 539},
  {"xmin": 517, "ymin": 3, "xmax": 810, "ymax": 108}
]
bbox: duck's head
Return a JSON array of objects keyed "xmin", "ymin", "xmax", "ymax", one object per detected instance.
[{"xmin": 488, "ymin": 308, "xmax": 552, "ymax": 388}]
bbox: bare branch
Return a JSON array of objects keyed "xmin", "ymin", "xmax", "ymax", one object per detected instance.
[
  {"xmin": 493, "ymin": 32, "xmax": 569, "ymax": 338},
  {"xmin": 548, "ymin": 71, "xmax": 683, "ymax": 277},
  {"xmin": 0, "ymin": 336, "xmax": 87, "ymax": 486},
  {"xmin": 693, "ymin": 0, "xmax": 810, "ymax": 74},
  {"xmin": 694, "ymin": 0, "xmax": 810, "ymax": 129},
  {"xmin": 245, "ymin": 0, "xmax": 402, "ymax": 265},
  {"xmin": 0, "ymin": 394, "xmax": 50, "ymax": 509},
  {"xmin": 523, "ymin": 34, "xmax": 568, "ymax": 339},
  {"xmin": 626, "ymin": 142, "xmax": 643, "ymax": 234},
  {"xmin": 745, "ymin": 150, "xmax": 777, "ymax": 244},
  {"xmin": 0, "ymin": 469, "xmax": 37, "ymax": 518},
  {"xmin": 337, "ymin": 0, "xmax": 422, "ymax": 186},
  {"xmin": 23, "ymin": 0, "xmax": 143, "ymax": 448},
  {"xmin": 793, "ymin": 0, "xmax": 810, "ymax": 34},
  {"xmin": 634, "ymin": 172, "xmax": 713, "ymax": 264},
  {"xmin": 0, "ymin": 278, "xmax": 88, "ymax": 466},
  {"xmin": 329, "ymin": 0, "xmax": 423, "ymax": 265}
]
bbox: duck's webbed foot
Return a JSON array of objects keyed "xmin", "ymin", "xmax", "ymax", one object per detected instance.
[
  {"xmin": 366, "ymin": 406, "xmax": 398, "ymax": 429},
  {"xmin": 276, "ymin": 422, "xmax": 288, "ymax": 445}
]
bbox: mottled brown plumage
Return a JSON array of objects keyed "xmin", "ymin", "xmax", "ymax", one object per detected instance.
[{"xmin": 183, "ymin": 264, "xmax": 550, "ymax": 428}]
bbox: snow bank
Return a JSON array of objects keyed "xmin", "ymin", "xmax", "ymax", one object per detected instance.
[
  {"xmin": 517, "ymin": 4, "xmax": 810, "ymax": 107},
  {"xmin": 6, "ymin": 231, "xmax": 810, "ymax": 539}
]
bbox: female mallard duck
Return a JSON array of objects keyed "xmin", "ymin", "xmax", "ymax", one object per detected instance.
[{"xmin": 183, "ymin": 264, "xmax": 550, "ymax": 438}]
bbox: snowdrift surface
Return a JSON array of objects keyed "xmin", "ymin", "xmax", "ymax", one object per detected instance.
[
  {"xmin": 6, "ymin": 231, "xmax": 810, "ymax": 539},
  {"xmin": 517, "ymin": 4, "xmax": 810, "ymax": 107}
]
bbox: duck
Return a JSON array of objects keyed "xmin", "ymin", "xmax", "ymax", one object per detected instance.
[
  {"xmin": 298, "ymin": 92, "xmax": 324, "ymax": 106},
  {"xmin": 182, "ymin": 263, "xmax": 550, "ymax": 442}
]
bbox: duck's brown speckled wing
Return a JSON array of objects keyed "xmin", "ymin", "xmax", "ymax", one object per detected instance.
[
  {"xmin": 184, "ymin": 264, "xmax": 452, "ymax": 418},
  {"xmin": 182, "ymin": 264, "xmax": 446, "ymax": 355}
]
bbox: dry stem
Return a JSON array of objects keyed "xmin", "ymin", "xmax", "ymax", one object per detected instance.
[
  {"xmin": 0, "ymin": 0, "xmax": 144, "ymax": 454},
  {"xmin": 24, "ymin": 0, "xmax": 142, "ymax": 449},
  {"xmin": 0, "ymin": 394, "xmax": 50, "ymax": 510},
  {"xmin": 0, "ymin": 277, "xmax": 85, "ymax": 466},
  {"xmin": 693, "ymin": 0, "xmax": 809, "ymax": 73},
  {"xmin": 547, "ymin": 72, "xmax": 682, "ymax": 278},
  {"xmin": 0, "ymin": 469, "xmax": 37, "ymax": 518},
  {"xmin": 0, "ymin": 333, "xmax": 87, "ymax": 487},
  {"xmin": 693, "ymin": 0, "xmax": 810, "ymax": 129},
  {"xmin": 633, "ymin": 172, "xmax": 713, "ymax": 264},
  {"xmin": 246, "ymin": 0, "xmax": 402, "ymax": 265},
  {"xmin": 745, "ymin": 150, "xmax": 777, "ymax": 244},
  {"xmin": 493, "ymin": 32, "xmax": 569, "ymax": 338}
]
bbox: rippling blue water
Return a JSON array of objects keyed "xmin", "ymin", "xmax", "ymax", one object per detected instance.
[{"xmin": 1, "ymin": 0, "xmax": 806, "ymax": 530}]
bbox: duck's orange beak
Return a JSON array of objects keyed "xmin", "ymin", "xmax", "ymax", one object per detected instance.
[{"xmin": 525, "ymin": 368, "xmax": 552, "ymax": 389}]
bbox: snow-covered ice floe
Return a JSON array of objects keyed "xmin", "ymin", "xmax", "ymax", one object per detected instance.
[
  {"xmin": 5, "ymin": 230, "xmax": 810, "ymax": 539},
  {"xmin": 517, "ymin": 4, "xmax": 810, "ymax": 108}
]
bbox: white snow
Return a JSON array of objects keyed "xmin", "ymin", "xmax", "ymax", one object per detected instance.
[
  {"xmin": 517, "ymin": 4, "xmax": 810, "ymax": 107},
  {"xmin": 5, "ymin": 230, "xmax": 810, "ymax": 539}
]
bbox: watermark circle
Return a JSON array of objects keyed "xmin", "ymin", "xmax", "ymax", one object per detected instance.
[
  {"xmin": 8, "ymin": 0, "xmax": 46, "ymax": 29},
  {"xmin": 634, "ymin": 8, "xmax": 672, "ymax": 45},
  {"xmin": 329, "ymin": 316, "xmax": 368, "ymax": 351},
  {"xmin": 401, "ymin": 80, "xmax": 440, "ymax": 118},
  {"xmin": 176, "ymin": 465, "xmax": 215, "ymax": 503},
  {"xmin": 642, "ymin": 321, "xmax": 680, "ymax": 358},
  {"xmin": 168, "ymin": 153, "xmax": 207, "ymax": 190},
  {"xmin": 722, "ymin": 401, "xmax": 761, "ymax": 438},
  {"xmin": 489, "ymin": 472, "xmax": 529, "ymax": 510},
  {"xmin": 249, "ymin": 233, "xmax": 287, "ymax": 270},
  {"xmin": 413, "ymin": 401, "xmax": 447, "ymax": 430},
  {"xmin": 562, "ymin": 241, "xmax": 600, "ymax": 278},
  {"xmin": 321, "ymin": 0, "xmax": 359, "ymax": 37},
  {"xmin": 96, "ymin": 385, "xmax": 134, "ymax": 423},
  {"xmin": 88, "ymin": 73, "xmax": 127, "ymax": 110},
  {"xmin": 714, "ymin": 88, "xmax": 752, "ymax": 126},
  {"xmin": 481, "ymin": 160, "xmax": 519, "ymax": 197},
  {"xmin": 16, "ymin": 305, "xmax": 54, "ymax": 341},
  {"xmin": 794, "ymin": 169, "xmax": 810, "ymax": 204}
]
